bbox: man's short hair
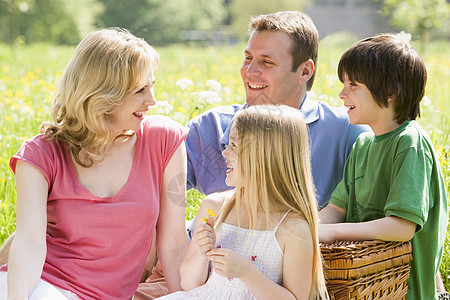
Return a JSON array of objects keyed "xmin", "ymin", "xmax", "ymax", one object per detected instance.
[{"xmin": 249, "ymin": 11, "xmax": 319, "ymax": 91}]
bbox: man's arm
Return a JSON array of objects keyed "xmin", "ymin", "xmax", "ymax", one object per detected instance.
[{"xmin": 0, "ymin": 232, "xmax": 14, "ymax": 266}]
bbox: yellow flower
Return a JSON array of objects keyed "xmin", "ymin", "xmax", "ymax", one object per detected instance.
[{"xmin": 202, "ymin": 208, "xmax": 217, "ymax": 222}]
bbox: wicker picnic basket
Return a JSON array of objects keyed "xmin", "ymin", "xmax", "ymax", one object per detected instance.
[{"xmin": 320, "ymin": 240, "xmax": 413, "ymax": 300}]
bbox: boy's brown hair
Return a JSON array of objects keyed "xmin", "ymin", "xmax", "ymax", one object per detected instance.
[
  {"xmin": 338, "ymin": 34, "xmax": 427, "ymax": 124},
  {"xmin": 249, "ymin": 11, "xmax": 319, "ymax": 91}
]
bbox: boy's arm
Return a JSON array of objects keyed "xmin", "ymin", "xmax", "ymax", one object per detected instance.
[
  {"xmin": 319, "ymin": 203, "xmax": 346, "ymax": 224},
  {"xmin": 319, "ymin": 215, "xmax": 416, "ymax": 243}
]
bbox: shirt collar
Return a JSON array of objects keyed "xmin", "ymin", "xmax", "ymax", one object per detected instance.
[
  {"xmin": 299, "ymin": 93, "xmax": 320, "ymax": 124},
  {"xmin": 221, "ymin": 93, "xmax": 320, "ymax": 147}
]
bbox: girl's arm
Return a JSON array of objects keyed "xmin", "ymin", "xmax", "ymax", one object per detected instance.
[
  {"xmin": 180, "ymin": 195, "xmax": 223, "ymax": 290},
  {"xmin": 207, "ymin": 217, "xmax": 313, "ymax": 300},
  {"xmin": 8, "ymin": 161, "xmax": 48, "ymax": 299},
  {"xmin": 155, "ymin": 142, "xmax": 190, "ymax": 293},
  {"xmin": 319, "ymin": 215, "xmax": 416, "ymax": 243}
]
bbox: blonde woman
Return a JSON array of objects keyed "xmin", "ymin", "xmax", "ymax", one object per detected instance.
[
  {"xmin": 158, "ymin": 105, "xmax": 329, "ymax": 300},
  {"xmin": 0, "ymin": 28, "xmax": 189, "ymax": 299}
]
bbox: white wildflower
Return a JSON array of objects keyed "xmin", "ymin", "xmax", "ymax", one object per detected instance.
[
  {"xmin": 308, "ymin": 90, "xmax": 317, "ymax": 100},
  {"xmin": 192, "ymin": 91, "xmax": 222, "ymax": 105},
  {"xmin": 206, "ymin": 79, "xmax": 222, "ymax": 92},
  {"xmin": 153, "ymin": 100, "xmax": 173, "ymax": 114},
  {"xmin": 422, "ymin": 95, "xmax": 431, "ymax": 106},
  {"xmin": 176, "ymin": 78, "xmax": 193, "ymax": 90},
  {"xmin": 396, "ymin": 31, "xmax": 412, "ymax": 43}
]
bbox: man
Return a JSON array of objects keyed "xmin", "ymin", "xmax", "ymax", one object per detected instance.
[{"xmin": 186, "ymin": 11, "xmax": 366, "ymax": 209}]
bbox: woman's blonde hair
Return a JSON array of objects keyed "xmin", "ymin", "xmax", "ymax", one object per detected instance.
[
  {"xmin": 218, "ymin": 105, "xmax": 328, "ymax": 300},
  {"xmin": 42, "ymin": 28, "xmax": 159, "ymax": 167}
]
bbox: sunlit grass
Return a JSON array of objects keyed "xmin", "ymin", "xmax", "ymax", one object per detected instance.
[{"xmin": 0, "ymin": 37, "xmax": 449, "ymax": 287}]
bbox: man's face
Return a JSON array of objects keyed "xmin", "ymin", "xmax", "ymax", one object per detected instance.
[{"xmin": 240, "ymin": 30, "xmax": 304, "ymax": 108}]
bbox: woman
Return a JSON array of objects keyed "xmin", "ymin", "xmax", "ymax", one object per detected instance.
[{"xmin": 0, "ymin": 28, "xmax": 189, "ymax": 300}]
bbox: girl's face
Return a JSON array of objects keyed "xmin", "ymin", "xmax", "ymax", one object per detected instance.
[
  {"xmin": 109, "ymin": 73, "xmax": 157, "ymax": 134},
  {"xmin": 222, "ymin": 125, "xmax": 239, "ymax": 187}
]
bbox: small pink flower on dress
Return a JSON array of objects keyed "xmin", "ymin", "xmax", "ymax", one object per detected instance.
[{"xmin": 251, "ymin": 255, "xmax": 257, "ymax": 261}]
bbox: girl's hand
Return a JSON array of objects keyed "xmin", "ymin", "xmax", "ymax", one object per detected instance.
[
  {"xmin": 207, "ymin": 248, "xmax": 252, "ymax": 279},
  {"xmin": 192, "ymin": 217, "xmax": 216, "ymax": 255}
]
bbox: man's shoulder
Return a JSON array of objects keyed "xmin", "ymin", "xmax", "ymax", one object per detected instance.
[
  {"xmin": 187, "ymin": 104, "xmax": 243, "ymax": 126},
  {"xmin": 305, "ymin": 99, "xmax": 367, "ymax": 129},
  {"xmin": 314, "ymin": 100, "xmax": 350, "ymax": 121}
]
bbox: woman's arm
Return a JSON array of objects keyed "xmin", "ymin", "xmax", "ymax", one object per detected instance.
[
  {"xmin": 8, "ymin": 161, "xmax": 48, "ymax": 299},
  {"xmin": 155, "ymin": 142, "xmax": 190, "ymax": 293},
  {"xmin": 180, "ymin": 195, "xmax": 223, "ymax": 290},
  {"xmin": 207, "ymin": 217, "xmax": 313, "ymax": 300}
]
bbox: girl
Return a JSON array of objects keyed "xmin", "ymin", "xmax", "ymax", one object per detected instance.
[
  {"xmin": 0, "ymin": 28, "xmax": 189, "ymax": 299},
  {"xmin": 159, "ymin": 105, "xmax": 329, "ymax": 300}
]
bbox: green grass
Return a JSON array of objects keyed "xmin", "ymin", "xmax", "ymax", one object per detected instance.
[{"xmin": 0, "ymin": 36, "xmax": 449, "ymax": 288}]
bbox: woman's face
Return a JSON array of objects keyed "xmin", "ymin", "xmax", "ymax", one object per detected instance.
[
  {"xmin": 109, "ymin": 73, "xmax": 156, "ymax": 134},
  {"xmin": 222, "ymin": 125, "xmax": 239, "ymax": 187}
]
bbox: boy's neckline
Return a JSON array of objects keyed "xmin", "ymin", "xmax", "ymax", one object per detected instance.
[{"xmin": 373, "ymin": 120, "xmax": 411, "ymax": 142}]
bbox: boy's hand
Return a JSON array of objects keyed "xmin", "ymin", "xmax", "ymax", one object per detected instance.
[
  {"xmin": 207, "ymin": 248, "xmax": 252, "ymax": 279},
  {"xmin": 193, "ymin": 217, "xmax": 216, "ymax": 255}
]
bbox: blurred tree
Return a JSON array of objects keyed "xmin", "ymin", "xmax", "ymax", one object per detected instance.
[
  {"xmin": 95, "ymin": 0, "xmax": 226, "ymax": 45},
  {"xmin": 374, "ymin": 0, "xmax": 450, "ymax": 49},
  {"xmin": 0, "ymin": 0, "xmax": 32, "ymax": 44},
  {"xmin": 0, "ymin": 0, "xmax": 81, "ymax": 45},
  {"xmin": 63, "ymin": 0, "xmax": 102, "ymax": 37},
  {"xmin": 229, "ymin": 0, "xmax": 312, "ymax": 41}
]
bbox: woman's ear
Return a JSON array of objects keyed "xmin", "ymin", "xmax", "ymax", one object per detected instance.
[{"xmin": 297, "ymin": 59, "xmax": 314, "ymax": 85}]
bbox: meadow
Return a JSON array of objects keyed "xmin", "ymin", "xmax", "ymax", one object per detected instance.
[{"xmin": 0, "ymin": 34, "xmax": 449, "ymax": 287}]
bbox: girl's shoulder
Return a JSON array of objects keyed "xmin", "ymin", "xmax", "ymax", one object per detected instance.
[
  {"xmin": 276, "ymin": 212, "xmax": 313, "ymax": 250},
  {"xmin": 201, "ymin": 190, "xmax": 234, "ymax": 212}
]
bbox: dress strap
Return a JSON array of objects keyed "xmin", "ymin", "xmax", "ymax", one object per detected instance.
[{"xmin": 273, "ymin": 209, "xmax": 292, "ymax": 233}]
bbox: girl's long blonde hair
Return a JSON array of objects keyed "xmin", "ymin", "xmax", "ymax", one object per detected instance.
[
  {"xmin": 218, "ymin": 104, "xmax": 328, "ymax": 300},
  {"xmin": 42, "ymin": 28, "xmax": 159, "ymax": 167}
]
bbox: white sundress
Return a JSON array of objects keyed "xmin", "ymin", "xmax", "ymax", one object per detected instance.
[{"xmin": 157, "ymin": 211, "xmax": 291, "ymax": 300}]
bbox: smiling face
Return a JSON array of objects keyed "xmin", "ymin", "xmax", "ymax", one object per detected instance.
[
  {"xmin": 222, "ymin": 124, "xmax": 239, "ymax": 187},
  {"xmin": 109, "ymin": 73, "xmax": 156, "ymax": 134},
  {"xmin": 339, "ymin": 73, "xmax": 397, "ymax": 135},
  {"xmin": 240, "ymin": 30, "xmax": 306, "ymax": 108}
]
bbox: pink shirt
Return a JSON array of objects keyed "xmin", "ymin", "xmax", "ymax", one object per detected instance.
[{"xmin": 4, "ymin": 116, "xmax": 187, "ymax": 299}]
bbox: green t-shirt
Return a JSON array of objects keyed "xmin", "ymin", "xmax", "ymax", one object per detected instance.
[{"xmin": 330, "ymin": 121, "xmax": 448, "ymax": 300}]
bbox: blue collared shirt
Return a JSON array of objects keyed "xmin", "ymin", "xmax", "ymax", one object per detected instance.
[{"xmin": 185, "ymin": 94, "xmax": 370, "ymax": 208}]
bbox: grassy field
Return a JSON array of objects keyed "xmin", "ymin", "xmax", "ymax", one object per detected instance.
[{"xmin": 0, "ymin": 35, "xmax": 449, "ymax": 287}]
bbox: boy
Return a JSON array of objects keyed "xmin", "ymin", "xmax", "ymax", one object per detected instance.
[{"xmin": 319, "ymin": 34, "xmax": 448, "ymax": 300}]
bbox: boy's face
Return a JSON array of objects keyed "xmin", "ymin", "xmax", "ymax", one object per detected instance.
[
  {"xmin": 339, "ymin": 73, "xmax": 395, "ymax": 135},
  {"xmin": 240, "ymin": 30, "xmax": 305, "ymax": 109}
]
